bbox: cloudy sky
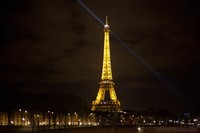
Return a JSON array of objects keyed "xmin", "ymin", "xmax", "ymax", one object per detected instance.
[{"xmin": 0, "ymin": 0, "xmax": 199, "ymax": 114}]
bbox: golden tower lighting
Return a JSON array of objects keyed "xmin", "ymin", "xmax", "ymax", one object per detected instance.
[{"xmin": 91, "ymin": 16, "xmax": 121, "ymax": 112}]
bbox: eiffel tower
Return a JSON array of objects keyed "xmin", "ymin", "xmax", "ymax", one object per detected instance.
[{"xmin": 91, "ymin": 17, "xmax": 121, "ymax": 112}]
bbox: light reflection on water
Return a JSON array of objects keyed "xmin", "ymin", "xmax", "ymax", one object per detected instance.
[
  {"xmin": 35, "ymin": 127, "xmax": 140, "ymax": 133},
  {"xmin": 8, "ymin": 126, "xmax": 198, "ymax": 133},
  {"xmin": 63, "ymin": 127, "xmax": 199, "ymax": 133}
]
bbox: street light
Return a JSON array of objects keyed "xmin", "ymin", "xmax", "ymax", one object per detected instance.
[
  {"xmin": 22, "ymin": 118, "xmax": 25, "ymax": 126},
  {"xmin": 68, "ymin": 113, "xmax": 71, "ymax": 126},
  {"xmin": 74, "ymin": 112, "xmax": 78, "ymax": 126},
  {"xmin": 78, "ymin": 119, "xmax": 81, "ymax": 127},
  {"xmin": 48, "ymin": 111, "xmax": 51, "ymax": 130}
]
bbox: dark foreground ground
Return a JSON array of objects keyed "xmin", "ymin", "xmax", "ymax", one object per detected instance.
[{"xmin": 0, "ymin": 126, "xmax": 199, "ymax": 133}]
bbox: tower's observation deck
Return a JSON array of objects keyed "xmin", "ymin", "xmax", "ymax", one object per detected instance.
[{"xmin": 91, "ymin": 17, "xmax": 121, "ymax": 112}]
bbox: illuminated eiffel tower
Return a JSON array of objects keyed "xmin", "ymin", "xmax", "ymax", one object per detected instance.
[{"xmin": 91, "ymin": 17, "xmax": 121, "ymax": 112}]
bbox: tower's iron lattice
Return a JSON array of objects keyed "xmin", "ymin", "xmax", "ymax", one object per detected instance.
[{"xmin": 91, "ymin": 17, "xmax": 121, "ymax": 112}]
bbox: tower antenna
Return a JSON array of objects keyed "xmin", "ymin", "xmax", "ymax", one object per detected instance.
[{"xmin": 106, "ymin": 16, "xmax": 108, "ymax": 25}]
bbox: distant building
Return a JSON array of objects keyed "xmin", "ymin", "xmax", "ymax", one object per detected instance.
[
  {"xmin": 0, "ymin": 112, "xmax": 8, "ymax": 125},
  {"xmin": 11, "ymin": 109, "xmax": 30, "ymax": 125}
]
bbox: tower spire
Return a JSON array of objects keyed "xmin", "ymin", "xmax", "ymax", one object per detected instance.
[{"xmin": 106, "ymin": 16, "xmax": 108, "ymax": 25}]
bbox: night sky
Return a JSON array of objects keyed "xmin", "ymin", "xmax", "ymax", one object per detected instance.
[{"xmin": 0, "ymin": 0, "xmax": 199, "ymax": 114}]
